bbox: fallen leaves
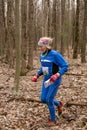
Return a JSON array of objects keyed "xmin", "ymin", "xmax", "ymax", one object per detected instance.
[{"xmin": 0, "ymin": 57, "xmax": 87, "ymax": 129}]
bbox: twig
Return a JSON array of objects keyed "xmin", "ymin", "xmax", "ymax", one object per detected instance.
[
  {"xmin": 7, "ymin": 96, "xmax": 87, "ymax": 107},
  {"xmin": 66, "ymin": 101, "xmax": 87, "ymax": 107},
  {"xmin": 7, "ymin": 96, "xmax": 42, "ymax": 103},
  {"xmin": 65, "ymin": 72, "xmax": 87, "ymax": 77}
]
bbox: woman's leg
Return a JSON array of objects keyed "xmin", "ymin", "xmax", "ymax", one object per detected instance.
[
  {"xmin": 46, "ymin": 83, "xmax": 59, "ymax": 121},
  {"xmin": 40, "ymin": 82, "xmax": 49, "ymax": 103}
]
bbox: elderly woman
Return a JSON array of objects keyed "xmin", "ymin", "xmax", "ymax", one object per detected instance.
[{"xmin": 32, "ymin": 37, "xmax": 68, "ymax": 126}]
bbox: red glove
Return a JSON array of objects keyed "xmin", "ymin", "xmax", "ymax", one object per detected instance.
[
  {"xmin": 50, "ymin": 73, "xmax": 60, "ymax": 82},
  {"xmin": 32, "ymin": 75, "xmax": 39, "ymax": 82}
]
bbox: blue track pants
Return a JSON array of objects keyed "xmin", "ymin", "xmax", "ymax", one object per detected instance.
[{"xmin": 40, "ymin": 79, "xmax": 61, "ymax": 121}]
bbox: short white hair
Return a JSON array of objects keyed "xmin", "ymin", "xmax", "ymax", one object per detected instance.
[{"xmin": 38, "ymin": 37, "xmax": 53, "ymax": 49}]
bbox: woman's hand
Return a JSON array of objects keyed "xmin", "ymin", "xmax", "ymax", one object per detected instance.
[
  {"xmin": 50, "ymin": 73, "xmax": 60, "ymax": 82},
  {"xmin": 32, "ymin": 75, "xmax": 39, "ymax": 82}
]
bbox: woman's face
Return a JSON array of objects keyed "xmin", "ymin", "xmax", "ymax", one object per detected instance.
[{"xmin": 38, "ymin": 46, "xmax": 47, "ymax": 53}]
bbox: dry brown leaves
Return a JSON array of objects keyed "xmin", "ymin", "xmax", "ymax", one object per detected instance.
[{"xmin": 0, "ymin": 54, "xmax": 87, "ymax": 130}]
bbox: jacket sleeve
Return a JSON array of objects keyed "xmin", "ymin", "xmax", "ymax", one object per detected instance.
[
  {"xmin": 37, "ymin": 67, "xmax": 43, "ymax": 76},
  {"xmin": 36, "ymin": 56, "xmax": 43, "ymax": 76},
  {"xmin": 55, "ymin": 52, "xmax": 68, "ymax": 76}
]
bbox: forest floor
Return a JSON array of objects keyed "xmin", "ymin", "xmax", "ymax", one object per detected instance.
[{"xmin": 0, "ymin": 52, "xmax": 87, "ymax": 130}]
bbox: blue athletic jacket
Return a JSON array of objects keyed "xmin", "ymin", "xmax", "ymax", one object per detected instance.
[{"xmin": 37, "ymin": 50, "xmax": 68, "ymax": 81}]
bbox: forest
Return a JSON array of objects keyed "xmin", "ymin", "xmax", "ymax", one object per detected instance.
[{"xmin": 0, "ymin": 0, "xmax": 87, "ymax": 129}]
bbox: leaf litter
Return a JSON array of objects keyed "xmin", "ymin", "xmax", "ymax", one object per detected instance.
[{"xmin": 0, "ymin": 55, "xmax": 87, "ymax": 130}]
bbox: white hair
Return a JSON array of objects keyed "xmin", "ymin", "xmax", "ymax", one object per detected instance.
[
  {"xmin": 39, "ymin": 37, "xmax": 53, "ymax": 45},
  {"xmin": 38, "ymin": 37, "xmax": 53, "ymax": 49}
]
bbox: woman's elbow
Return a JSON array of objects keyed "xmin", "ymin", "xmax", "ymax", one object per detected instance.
[{"xmin": 65, "ymin": 64, "xmax": 69, "ymax": 72}]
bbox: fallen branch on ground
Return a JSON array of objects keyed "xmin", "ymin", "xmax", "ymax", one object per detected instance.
[
  {"xmin": 66, "ymin": 101, "xmax": 87, "ymax": 107},
  {"xmin": 65, "ymin": 72, "xmax": 87, "ymax": 77},
  {"xmin": 7, "ymin": 96, "xmax": 42, "ymax": 103},
  {"xmin": 6, "ymin": 96, "xmax": 87, "ymax": 107}
]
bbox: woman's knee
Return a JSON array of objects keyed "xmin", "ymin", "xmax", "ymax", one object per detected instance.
[{"xmin": 46, "ymin": 97, "xmax": 53, "ymax": 106}]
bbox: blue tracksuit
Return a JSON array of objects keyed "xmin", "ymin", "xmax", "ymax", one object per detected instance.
[{"xmin": 37, "ymin": 50, "xmax": 68, "ymax": 121}]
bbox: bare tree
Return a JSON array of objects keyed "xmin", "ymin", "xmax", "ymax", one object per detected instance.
[
  {"xmin": 27, "ymin": 0, "xmax": 34, "ymax": 69},
  {"xmin": 65, "ymin": 0, "xmax": 71, "ymax": 57},
  {"xmin": 73, "ymin": 0, "xmax": 80, "ymax": 59},
  {"xmin": 0, "ymin": 0, "xmax": 87, "ymax": 68},
  {"xmin": 21, "ymin": 0, "xmax": 27, "ymax": 75},
  {"xmin": 71, "ymin": 0, "xmax": 76, "ymax": 49},
  {"xmin": 46, "ymin": 0, "xmax": 51, "ymax": 36},
  {"xmin": 14, "ymin": 0, "xmax": 21, "ymax": 92},
  {"xmin": 6, "ymin": 0, "xmax": 15, "ymax": 67},
  {"xmin": 52, "ymin": 0, "xmax": 57, "ymax": 50},
  {"xmin": 60, "ymin": 0, "xmax": 66, "ymax": 55},
  {"xmin": 0, "ymin": 0, "xmax": 5, "ymax": 56},
  {"xmin": 41, "ymin": 0, "xmax": 47, "ymax": 36},
  {"xmin": 81, "ymin": 0, "xmax": 87, "ymax": 63}
]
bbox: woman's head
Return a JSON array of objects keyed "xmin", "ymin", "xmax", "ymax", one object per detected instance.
[{"xmin": 38, "ymin": 37, "xmax": 53, "ymax": 50}]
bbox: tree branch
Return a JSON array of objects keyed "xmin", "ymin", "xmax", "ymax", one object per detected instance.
[
  {"xmin": 66, "ymin": 101, "xmax": 87, "ymax": 107},
  {"xmin": 7, "ymin": 96, "xmax": 87, "ymax": 107},
  {"xmin": 65, "ymin": 72, "xmax": 87, "ymax": 77}
]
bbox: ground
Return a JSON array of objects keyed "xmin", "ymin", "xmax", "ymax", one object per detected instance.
[{"xmin": 0, "ymin": 53, "xmax": 87, "ymax": 130}]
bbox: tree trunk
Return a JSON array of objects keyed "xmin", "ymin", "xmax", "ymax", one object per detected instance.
[
  {"xmin": 21, "ymin": 0, "xmax": 27, "ymax": 75},
  {"xmin": 32, "ymin": 1, "xmax": 37, "ymax": 50},
  {"xmin": 81, "ymin": 0, "xmax": 87, "ymax": 63},
  {"xmin": 60, "ymin": 0, "xmax": 66, "ymax": 55},
  {"xmin": 71, "ymin": 0, "xmax": 75, "ymax": 49},
  {"xmin": 27, "ymin": 0, "xmax": 34, "ymax": 69},
  {"xmin": 42, "ymin": 0, "xmax": 45, "ymax": 36},
  {"xmin": 73, "ymin": 0, "xmax": 80, "ymax": 59},
  {"xmin": 5, "ymin": 0, "xmax": 15, "ymax": 67},
  {"xmin": 52, "ymin": 0, "xmax": 57, "ymax": 50},
  {"xmin": 56, "ymin": 0, "xmax": 61, "ymax": 50},
  {"xmin": 46, "ymin": 0, "xmax": 51, "ymax": 36},
  {"xmin": 66, "ymin": 0, "xmax": 71, "ymax": 57},
  {"xmin": 14, "ymin": 0, "xmax": 21, "ymax": 93},
  {"xmin": 0, "ymin": 0, "xmax": 5, "ymax": 56}
]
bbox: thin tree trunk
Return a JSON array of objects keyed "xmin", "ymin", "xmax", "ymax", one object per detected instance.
[
  {"xmin": 73, "ymin": 0, "xmax": 80, "ymax": 59},
  {"xmin": 52, "ymin": 0, "xmax": 57, "ymax": 50},
  {"xmin": 81, "ymin": 0, "xmax": 87, "ymax": 63},
  {"xmin": 42, "ymin": 0, "xmax": 48, "ymax": 36},
  {"xmin": 6, "ymin": 0, "xmax": 15, "ymax": 67},
  {"xmin": 56, "ymin": 0, "xmax": 61, "ymax": 50},
  {"xmin": 42, "ymin": 0, "xmax": 45, "ymax": 36},
  {"xmin": 14, "ymin": 0, "xmax": 21, "ymax": 93},
  {"xmin": 46, "ymin": 0, "xmax": 51, "ymax": 36},
  {"xmin": 27, "ymin": 0, "xmax": 34, "ymax": 69},
  {"xmin": 66, "ymin": 0, "xmax": 71, "ymax": 57},
  {"xmin": 71, "ymin": 0, "xmax": 76, "ymax": 49},
  {"xmin": 21, "ymin": 0, "xmax": 27, "ymax": 75},
  {"xmin": 60, "ymin": 0, "xmax": 66, "ymax": 55},
  {"xmin": 0, "ymin": 0, "xmax": 5, "ymax": 56}
]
